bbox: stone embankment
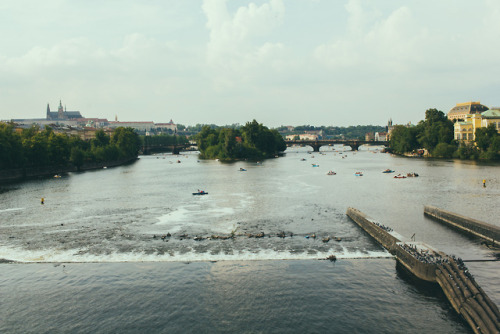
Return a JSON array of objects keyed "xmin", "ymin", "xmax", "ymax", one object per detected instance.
[
  {"xmin": 0, "ymin": 157, "xmax": 138, "ymax": 184},
  {"xmin": 424, "ymin": 206, "xmax": 500, "ymax": 245},
  {"xmin": 346, "ymin": 207, "xmax": 500, "ymax": 334}
]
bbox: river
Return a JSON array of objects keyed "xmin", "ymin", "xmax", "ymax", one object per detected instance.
[{"xmin": 1, "ymin": 147, "xmax": 498, "ymax": 333}]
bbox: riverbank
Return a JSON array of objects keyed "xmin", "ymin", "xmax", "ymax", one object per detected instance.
[{"xmin": 0, "ymin": 156, "xmax": 138, "ymax": 184}]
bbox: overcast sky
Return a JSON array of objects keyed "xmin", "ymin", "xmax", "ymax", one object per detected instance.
[{"xmin": 1, "ymin": 0, "xmax": 499, "ymax": 127}]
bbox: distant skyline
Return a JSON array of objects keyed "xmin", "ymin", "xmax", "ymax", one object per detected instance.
[{"xmin": 1, "ymin": 0, "xmax": 499, "ymax": 127}]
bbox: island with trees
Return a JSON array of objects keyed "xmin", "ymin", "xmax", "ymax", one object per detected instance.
[
  {"xmin": 389, "ymin": 108, "xmax": 500, "ymax": 160},
  {"xmin": 196, "ymin": 119, "xmax": 286, "ymax": 160}
]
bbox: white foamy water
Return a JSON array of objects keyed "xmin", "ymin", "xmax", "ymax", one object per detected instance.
[
  {"xmin": 0, "ymin": 245, "xmax": 391, "ymax": 263},
  {"xmin": 0, "ymin": 207, "xmax": 24, "ymax": 213}
]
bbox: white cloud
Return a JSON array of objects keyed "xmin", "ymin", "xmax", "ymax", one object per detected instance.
[{"xmin": 202, "ymin": 0, "xmax": 286, "ymax": 89}]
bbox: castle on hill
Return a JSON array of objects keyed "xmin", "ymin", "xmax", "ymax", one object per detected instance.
[{"xmin": 46, "ymin": 100, "xmax": 83, "ymax": 120}]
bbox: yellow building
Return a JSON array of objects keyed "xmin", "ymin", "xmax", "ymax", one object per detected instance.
[
  {"xmin": 454, "ymin": 109, "xmax": 500, "ymax": 141},
  {"xmin": 447, "ymin": 101, "xmax": 489, "ymax": 122},
  {"xmin": 480, "ymin": 109, "xmax": 500, "ymax": 131}
]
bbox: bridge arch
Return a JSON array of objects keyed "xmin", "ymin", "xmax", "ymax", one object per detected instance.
[{"xmin": 285, "ymin": 140, "xmax": 387, "ymax": 152}]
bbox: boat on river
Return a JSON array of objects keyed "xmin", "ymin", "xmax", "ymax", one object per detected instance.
[
  {"xmin": 355, "ymin": 172, "xmax": 363, "ymax": 176},
  {"xmin": 394, "ymin": 174, "xmax": 407, "ymax": 179},
  {"xmin": 327, "ymin": 171, "xmax": 336, "ymax": 175},
  {"xmin": 312, "ymin": 164, "xmax": 319, "ymax": 167},
  {"xmin": 239, "ymin": 168, "xmax": 247, "ymax": 171},
  {"xmin": 382, "ymin": 169, "xmax": 394, "ymax": 173},
  {"xmin": 193, "ymin": 190, "xmax": 208, "ymax": 195}
]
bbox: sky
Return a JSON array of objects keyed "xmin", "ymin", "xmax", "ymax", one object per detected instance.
[{"xmin": 1, "ymin": 0, "xmax": 499, "ymax": 127}]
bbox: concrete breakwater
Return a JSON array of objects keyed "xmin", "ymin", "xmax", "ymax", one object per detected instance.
[
  {"xmin": 424, "ymin": 205, "xmax": 500, "ymax": 245},
  {"xmin": 0, "ymin": 157, "xmax": 138, "ymax": 184},
  {"xmin": 346, "ymin": 207, "xmax": 500, "ymax": 334}
]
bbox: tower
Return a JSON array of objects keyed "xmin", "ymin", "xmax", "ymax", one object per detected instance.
[
  {"xmin": 46, "ymin": 103, "xmax": 51, "ymax": 120},
  {"xmin": 57, "ymin": 100, "xmax": 65, "ymax": 119}
]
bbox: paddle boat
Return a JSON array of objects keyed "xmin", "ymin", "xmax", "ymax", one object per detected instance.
[
  {"xmin": 407, "ymin": 172, "xmax": 419, "ymax": 177},
  {"xmin": 355, "ymin": 172, "xmax": 363, "ymax": 176},
  {"xmin": 193, "ymin": 190, "xmax": 208, "ymax": 195},
  {"xmin": 312, "ymin": 164, "xmax": 319, "ymax": 167},
  {"xmin": 382, "ymin": 169, "xmax": 395, "ymax": 173},
  {"xmin": 394, "ymin": 174, "xmax": 407, "ymax": 179},
  {"xmin": 239, "ymin": 168, "xmax": 247, "ymax": 171},
  {"xmin": 327, "ymin": 171, "xmax": 336, "ymax": 175}
]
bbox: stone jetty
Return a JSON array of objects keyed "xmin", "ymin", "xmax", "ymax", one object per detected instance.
[
  {"xmin": 424, "ymin": 205, "xmax": 500, "ymax": 246},
  {"xmin": 346, "ymin": 207, "xmax": 500, "ymax": 334}
]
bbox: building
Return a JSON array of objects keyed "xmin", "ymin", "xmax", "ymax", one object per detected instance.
[
  {"xmin": 46, "ymin": 100, "xmax": 83, "ymax": 120},
  {"xmin": 285, "ymin": 134, "xmax": 319, "ymax": 141},
  {"xmin": 447, "ymin": 101, "xmax": 489, "ymax": 122},
  {"xmin": 375, "ymin": 132, "xmax": 387, "ymax": 141},
  {"xmin": 155, "ymin": 119, "xmax": 177, "ymax": 132},
  {"xmin": 454, "ymin": 109, "xmax": 500, "ymax": 141},
  {"xmin": 365, "ymin": 132, "xmax": 374, "ymax": 141},
  {"xmin": 480, "ymin": 109, "xmax": 500, "ymax": 130},
  {"xmin": 108, "ymin": 121, "xmax": 155, "ymax": 132}
]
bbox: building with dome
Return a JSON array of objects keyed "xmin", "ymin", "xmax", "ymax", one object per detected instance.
[
  {"xmin": 453, "ymin": 103, "xmax": 500, "ymax": 141},
  {"xmin": 447, "ymin": 101, "xmax": 489, "ymax": 122}
]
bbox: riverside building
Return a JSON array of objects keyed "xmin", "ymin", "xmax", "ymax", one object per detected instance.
[{"xmin": 449, "ymin": 102, "xmax": 500, "ymax": 141}]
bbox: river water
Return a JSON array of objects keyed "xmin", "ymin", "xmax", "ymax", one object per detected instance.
[{"xmin": 1, "ymin": 147, "xmax": 498, "ymax": 333}]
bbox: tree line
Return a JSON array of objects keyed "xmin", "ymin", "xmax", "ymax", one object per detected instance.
[
  {"xmin": 140, "ymin": 133, "xmax": 189, "ymax": 147},
  {"xmin": 0, "ymin": 123, "xmax": 141, "ymax": 170},
  {"xmin": 196, "ymin": 120, "xmax": 287, "ymax": 160},
  {"xmin": 389, "ymin": 108, "xmax": 500, "ymax": 160}
]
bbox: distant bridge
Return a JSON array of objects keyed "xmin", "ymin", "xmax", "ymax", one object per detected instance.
[
  {"xmin": 286, "ymin": 139, "xmax": 388, "ymax": 151},
  {"xmin": 140, "ymin": 143, "xmax": 197, "ymax": 155}
]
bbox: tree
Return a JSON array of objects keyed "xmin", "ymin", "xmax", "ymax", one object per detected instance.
[
  {"xmin": 417, "ymin": 108, "xmax": 455, "ymax": 153},
  {"xmin": 475, "ymin": 124, "xmax": 498, "ymax": 151}
]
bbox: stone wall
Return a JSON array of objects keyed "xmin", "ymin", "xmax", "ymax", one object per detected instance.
[
  {"xmin": 346, "ymin": 207, "xmax": 401, "ymax": 253},
  {"xmin": 424, "ymin": 205, "xmax": 500, "ymax": 244}
]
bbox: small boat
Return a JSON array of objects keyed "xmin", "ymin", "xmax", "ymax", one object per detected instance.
[
  {"xmin": 193, "ymin": 190, "xmax": 208, "ymax": 195},
  {"xmin": 312, "ymin": 164, "xmax": 319, "ymax": 167},
  {"xmin": 54, "ymin": 175, "xmax": 61, "ymax": 178},
  {"xmin": 239, "ymin": 168, "xmax": 247, "ymax": 171},
  {"xmin": 355, "ymin": 172, "xmax": 363, "ymax": 176},
  {"xmin": 407, "ymin": 172, "xmax": 419, "ymax": 177},
  {"xmin": 327, "ymin": 171, "xmax": 336, "ymax": 175},
  {"xmin": 382, "ymin": 169, "xmax": 395, "ymax": 173},
  {"xmin": 300, "ymin": 158, "xmax": 306, "ymax": 161},
  {"xmin": 394, "ymin": 174, "xmax": 406, "ymax": 179}
]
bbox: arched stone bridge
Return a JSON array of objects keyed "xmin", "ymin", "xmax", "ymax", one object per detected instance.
[{"xmin": 286, "ymin": 139, "xmax": 388, "ymax": 151}]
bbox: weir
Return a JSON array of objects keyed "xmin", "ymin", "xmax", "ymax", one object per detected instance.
[{"xmin": 346, "ymin": 207, "xmax": 500, "ymax": 334}]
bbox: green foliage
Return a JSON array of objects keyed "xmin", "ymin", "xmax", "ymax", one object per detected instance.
[
  {"xmin": 389, "ymin": 108, "xmax": 500, "ymax": 160},
  {"xmin": 454, "ymin": 142, "xmax": 479, "ymax": 160},
  {"xmin": 389, "ymin": 125, "xmax": 419, "ymax": 154},
  {"xmin": 0, "ymin": 122, "xmax": 24, "ymax": 169},
  {"xmin": 140, "ymin": 133, "xmax": 188, "ymax": 147},
  {"xmin": 432, "ymin": 143, "xmax": 456, "ymax": 158},
  {"xmin": 196, "ymin": 120, "xmax": 285, "ymax": 160},
  {"xmin": 417, "ymin": 109, "xmax": 455, "ymax": 152},
  {"xmin": 390, "ymin": 108, "xmax": 457, "ymax": 157},
  {"xmin": 475, "ymin": 124, "xmax": 500, "ymax": 160},
  {"xmin": 0, "ymin": 125, "xmax": 140, "ymax": 170}
]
